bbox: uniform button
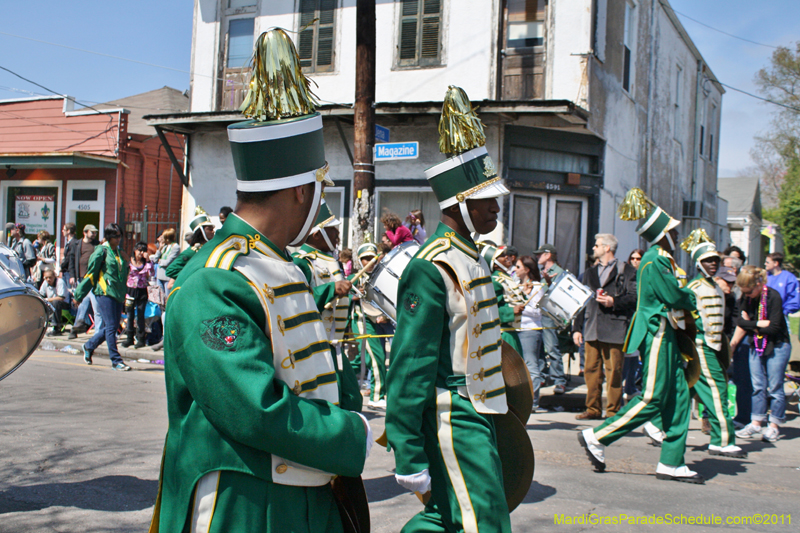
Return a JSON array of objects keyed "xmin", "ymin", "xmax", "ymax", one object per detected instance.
[{"xmin": 276, "ymin": 464, "xmax": 288, "ymax": 474}]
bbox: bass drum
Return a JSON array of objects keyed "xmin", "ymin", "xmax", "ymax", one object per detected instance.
[
  {"xmin": 0, "ymin": 258, "xmax": 50, "ymax": 382},
  {"xmin": 364, "ymin": 241, "xmax": 420, "ymax": 323}
]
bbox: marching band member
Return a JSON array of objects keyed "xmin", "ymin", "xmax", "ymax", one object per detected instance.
[
  {"xmin": 164, "ymin": 206, "xmax": 216, "ymax": 281},
  {"xmin": 348, "ymin": 242, "xmax": 389, "ymax": 409},
  {"xmin": 578, "ymin": 188, "xmax": 703, "ymax": 484},
  {"xmin": 386, "ymin": 86, "xmax": 513, "ymax": 532},
  {"xmin": 150, "ymin": 29, "xmax": 369, "ymax": 532},
  {"xmin": 292, "ymin": 200, "xmax": 362, "ymax": 412},
  {"xmin": 480, "ymin": 243, "xmax": 525, "ymax": 356},
  {"xmin": 681, "ymin": 230, "xmax": 746, "ymax": 458}
]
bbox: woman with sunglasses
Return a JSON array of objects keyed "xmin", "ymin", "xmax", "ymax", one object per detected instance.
[
  {"xmin": 730, "ymin": 266, "xmax": 791, "ymax": 443},
  {"xmin": 622, "ymin": 249, "xmax": 645, "ymax": 401}
]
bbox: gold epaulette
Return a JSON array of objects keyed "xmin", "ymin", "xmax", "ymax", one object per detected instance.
[
  {"xmin": 417, "ymin": 238, "xmax": 451, "ymax": 261},
  {"xmin": 191, "ymin": 243, "xmax": 203, "ymax": 252},
  {"xmin": 205, "ymin": 235, "xmax": 249, "ymax": 270}
]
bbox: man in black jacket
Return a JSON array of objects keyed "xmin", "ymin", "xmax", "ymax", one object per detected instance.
[
  {"xmin": 60, "ymin": 222, "xmax": 77, "ymax": 286},
  {"xmin": 573, "ymin": 234, "xmax": 638, "ymax": 420}
]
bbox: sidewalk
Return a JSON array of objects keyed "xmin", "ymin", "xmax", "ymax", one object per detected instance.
[{"xmin": 38, "ymin": 329, "xmax": 164, "ymax": 364}]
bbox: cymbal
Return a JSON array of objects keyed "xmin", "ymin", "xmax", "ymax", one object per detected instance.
[
  {"xmin": 331, "ymin": 476, "xmax": 370, "ymax": 533},
  {"xmin": 501, "ymin": 341, "xmax": 534, "ymax": 424},
  {"xmin": 675, "ymin": 330, "xmax": 701, "ymax": 388},
  {"xmin": 493, "ymin": 409, "xmax": 535, "ymax": 512}
]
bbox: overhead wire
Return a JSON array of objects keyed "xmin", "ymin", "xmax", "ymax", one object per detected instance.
[{"xmin": 671, "ymin": 9, "xmax": 779, "ymax": 49}]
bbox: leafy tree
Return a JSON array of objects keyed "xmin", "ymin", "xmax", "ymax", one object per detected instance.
[{"xmin": 754, "ymin": 43, "xmax": 800, "ymax": 267}]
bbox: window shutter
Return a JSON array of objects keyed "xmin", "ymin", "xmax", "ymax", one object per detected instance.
[
  {"xmin": 298, "ymin": 0, "xmax": 316, "ymax": 68},
  {"xmin": 400, "ymin": 19, "xmax": 418, "ymax": 60},
  {"xmin": 420, "ymin": 0, "xmax": 441, "ymax": 59},
  {"xmin": 316, "ymin": 0, "xmax": 336, "ymax": 68}
]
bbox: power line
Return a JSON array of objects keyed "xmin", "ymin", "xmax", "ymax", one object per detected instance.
[
  {"xmin": 671, "ymin": 9, "xmax": 779, "ymax": 49},
  {"xmin": 720, "ymin": 82, "xmax": 800, "ymax": 113},
  {"xmin": 0, "ymin": 31, "xmax": 191, "ymax": 76}
]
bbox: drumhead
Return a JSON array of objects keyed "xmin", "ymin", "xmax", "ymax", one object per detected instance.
[{"xmin": 0, "ymin": 265, "xmax": 49, "ymax": 382}]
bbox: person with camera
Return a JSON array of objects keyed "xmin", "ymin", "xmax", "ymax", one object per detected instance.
[{"xmin": 572, "ymin": 234, "xmax": 637, "ymax": 420}]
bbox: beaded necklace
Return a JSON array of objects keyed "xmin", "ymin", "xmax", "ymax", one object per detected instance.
[{"xmin": 754, "ymin": 284, "xmax": 768, "ymax": 357}]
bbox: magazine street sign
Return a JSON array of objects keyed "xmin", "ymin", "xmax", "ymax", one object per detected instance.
[{"xmin": 374, "ymin": 142, "xmax": 419, "ymax": 161}]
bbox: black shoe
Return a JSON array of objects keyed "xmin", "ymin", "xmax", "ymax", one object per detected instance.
[
  {"xmin": 134, "ymin": 341, "xmax": 146, "ymax": 349},
  {"xmin": 120, "ymin": 338, "xmax": 133, "ymax": 348},
  {"xmin": 655, "ymin": 473, "xmax": 705, "ymax": 484},
  {"xmin": 68, "ymin": 330, "xmax": 78, "ymax": 339},
  {"xmin": 71, "ymin": 322, "xmax": 87, "ymax": 334}
]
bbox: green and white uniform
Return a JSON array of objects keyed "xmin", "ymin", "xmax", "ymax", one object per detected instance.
[
  {"xmin": 386, "ymin": 223, "xmax": 511, "ymax": 533},
  {"xmin": 492, "ymin": 269, "xmax": 524, "ymax": 356},
  {"xmin": 687, "ymin": 274, "xmax": 736, "ymax": 448},
  {"xmin": 152, "ymin": 215, "xmax": 366, "ymax": 533},
  {"xmin": 589, "ymin": 245, "xmax": 696, "ymax": 467},
  {"xmin": 349, "ymin": 275, "xmax": 388, "ymax": 402}
]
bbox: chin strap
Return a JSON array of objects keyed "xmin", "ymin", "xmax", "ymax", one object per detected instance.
[
  {"xmin": 318, "ymin": 226, "xmax": 337, "ymax": 257},
  {"xmin": 290, "ymin": 181, "xmax": 322, "ymax": 247},
  {"xmin": 198, "ymin": 227, "xmax": 210, "ymax": 243},
  {"xmin": 458, "ymin": 201, "xmax": 476, "ymax": 234},
  {"xmin": 664, "ymin": 231, "xmax": 676, "ymax": 253}
]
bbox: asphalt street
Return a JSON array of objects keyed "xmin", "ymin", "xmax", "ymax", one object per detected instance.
[{"xmin": 1, "ymin": 349, "xmax": 798, "ymax": 532}]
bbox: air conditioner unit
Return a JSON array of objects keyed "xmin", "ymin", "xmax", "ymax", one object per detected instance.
[{"xmin": 683, "ymin": 200, "xmax": 704, "ymax": 219}]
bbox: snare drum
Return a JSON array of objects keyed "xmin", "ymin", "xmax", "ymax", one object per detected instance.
[
  {"xmin": 0, "ymin": 243, "xmax": 27, "ymax": 280},
  {"xmin": 364, "ymin": 241, "xmax": 421, "ymax": 323},
  {"xmin": 0, "ymin": 260, "xmax": 50, "ymax": 382},
  {"xmin": 536, "ymin": 272, "xmax": 592, "ymax": 329}
]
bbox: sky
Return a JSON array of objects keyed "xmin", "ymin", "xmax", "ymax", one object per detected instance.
[{"xmin": 0, "ymin": 0, "xmax": 798, "ymax": 177}]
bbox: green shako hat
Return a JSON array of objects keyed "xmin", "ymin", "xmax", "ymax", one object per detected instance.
[
  {"xmin": 479, "ymin": 242, "xmax": 505, "ymax": 268},
  {"xmin": 617, "ymin": 188, "xmax": 680, "ymax": 244},
  {"xmin": 357, "ymin": 242, "xmax": 379, "ymax": 259},
  {"xmin": 188, "ymin": 205, "xmax": 214, "ymax": 232},
  {"xmin": 228, "ymin": 28, "xmax": 334, "ymax": 193},
  {"xmin": 312, "ymin": 199, "xmax": 340, "ymax": 230},
  {"xmin": 424, "ymin": 87, "xmax": 509, "ymax": 219},
  {"xmin": 680, "ymin": 228, "xmax": 719, "ymax": 264}
]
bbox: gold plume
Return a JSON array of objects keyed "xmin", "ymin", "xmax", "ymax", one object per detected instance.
[
  {"xmin": 680, "ymin": 228, "xmax": 713, "ymax": 253},
  {"xmin": 240, "ymin": 29, "xmax": 319, "ymax": 121},
  {"xmin": 438, "ymin": 86, "xmax": 486, "ymax": 157},
  {"xmin": 617, "ymin": 188, "xmax": 654, "ymax": 221},
  {"xmin": 194, "ymin": 205, "xmax": 208, "ymax": 216}
]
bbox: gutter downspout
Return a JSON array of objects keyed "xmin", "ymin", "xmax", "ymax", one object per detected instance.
[
  {"xmin": 644, "ymin": 0, "xmax": 658, "ymax": 195},
  {"xmin": 691, "ymin": 59, "xmax": 704, "ymax": 203}
]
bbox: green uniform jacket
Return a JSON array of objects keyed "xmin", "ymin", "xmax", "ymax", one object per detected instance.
[
  {"xmin": 292, "ymin": 246, "xmax": 337, "ymax": 311},
  {"xmin": 164, "ymin": 245, "xmax": 197, "ymax": 280},
  {"xmin": 492, "ymin": 273, "xmax": 516, "ymax": 326},
  {"xmin": 386, "ymin": 223, "xmax": 480, "ymax": 476},
  {"xmin": 158, "ymin": 215, "xmax": 366, "ymax": 532},
  {"xmin": 624, "ymin": 245, "xmax": 696, "ymax": 353},
  {"xmin": 74, "ymin": 242, "xmax": 128, "ymax": 303}
]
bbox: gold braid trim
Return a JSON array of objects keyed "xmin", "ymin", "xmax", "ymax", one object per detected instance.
[{"xmin": 455, "ymin": 176, "xmax": 502, "ymax": 203}]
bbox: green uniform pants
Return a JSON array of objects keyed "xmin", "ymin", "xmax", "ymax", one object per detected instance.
[
  {"xmin": 501, "ymin": 330, "xmax": 523, "ymax": 359},
  {"xmin": 592, "ymin": 318, "xmax": 690, "ymax": 467},
  {"xmin": 179, "ymin": 470, "xmax": 343, "ymax": 533},
  {"xmin": 349, "ymin": 313, "xmax": 387, "ymax": 402},
  {"xmin": 402, "ymin": 389, "xmax": 511, "ymax": 533},
  {"xmin": 691, "ymin": 339, "xmax": 736, "ymax": 448}
]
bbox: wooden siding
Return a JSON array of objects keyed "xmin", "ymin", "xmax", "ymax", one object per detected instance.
[{"xmin": 0, "ymin": 98, "xmax": 124, "ymax": 156}]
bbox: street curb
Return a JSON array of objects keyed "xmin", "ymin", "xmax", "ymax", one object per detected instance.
[{"xmin": 38, "ymin": 330, "xmax": 164, "ymax": 364}]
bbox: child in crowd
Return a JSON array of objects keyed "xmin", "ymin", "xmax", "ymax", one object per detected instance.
[
  {"xmin": 381, "ymin": 211, "xmax": 414, "ymax": 247},
  {"xmin": 122, "ymin": 241, "xmax": 154, "ymax": 348},
  {"xmin": 404, "ymin": 209, "xmax": 427, "ymax": 244},
  {"xmin": 340, "ymin": 248, "xmax": 354, "ymax": 277}
]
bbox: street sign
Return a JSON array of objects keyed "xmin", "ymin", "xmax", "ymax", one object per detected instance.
[
  {"xmin": 375, "ymin": 124, "xmax": 390, "ymax": 143},
  {"xmin": 375, "ymin": 142, "xmax": 419, "ymax": 161}
]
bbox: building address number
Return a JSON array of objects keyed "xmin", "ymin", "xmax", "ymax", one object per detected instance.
[{"xmin": 77, "ymin": 204, "xmax": 92, "ymax": 210}]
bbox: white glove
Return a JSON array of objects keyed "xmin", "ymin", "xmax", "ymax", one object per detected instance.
[
  {"xmin": 395, "ymin": 469, "xmax": 431, "ymax": 493},
  {"xmin": 356, "ymin": 413, "xmax": 373, "ymax": 459}
]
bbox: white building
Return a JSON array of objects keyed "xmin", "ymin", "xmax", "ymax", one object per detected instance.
[{"xmin": 148, "ymin": 0, "xmax": 725, "ymax": 274}]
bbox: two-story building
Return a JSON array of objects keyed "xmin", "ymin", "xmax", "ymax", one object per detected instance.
[{"xmin": 147, "ymin": 0, "xmax": 726, "ymax": 274}]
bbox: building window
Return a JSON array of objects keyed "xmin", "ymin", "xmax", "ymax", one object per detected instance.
[
  {"xmin": 398, "ymin": 0, "xmax": 443, "ymax": 67},
  {"xmin": 228, "ymin": 0, "xmax": 256, "ymax": 8},
  {"xmin": 699, "ymin": 124, "xmax": 705, "ymax": 156},
  {"xmin": 298, "ymin": 0, "xmax": 337, "ymax": 73},
  {"xmin": 506, "ymin": 0, "xmax": 545, "ymax": 48},
  {"xmin": 227, "ymin": 18, "xmax": 255, "ymax": 68},
  {"xmin": 622, "ymin": 1, "xmax": 635, "ymax": 92},
  {"xmin": 673, "ymin": 65, "xmax": 683, "ymax": 139}
]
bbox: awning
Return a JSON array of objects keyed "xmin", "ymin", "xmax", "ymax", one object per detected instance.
[
  {"xmin": 0, "ymin": 152, "xmax": 121, "ymax": 169},
  {"xmin": 144, "ymin": 99, "xmax": 590, "ymax": 134}
]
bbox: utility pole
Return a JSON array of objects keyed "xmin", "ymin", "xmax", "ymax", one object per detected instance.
[{"xmin": 352, "ymin": 0, "xmax": 376, "ymax": 247}]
